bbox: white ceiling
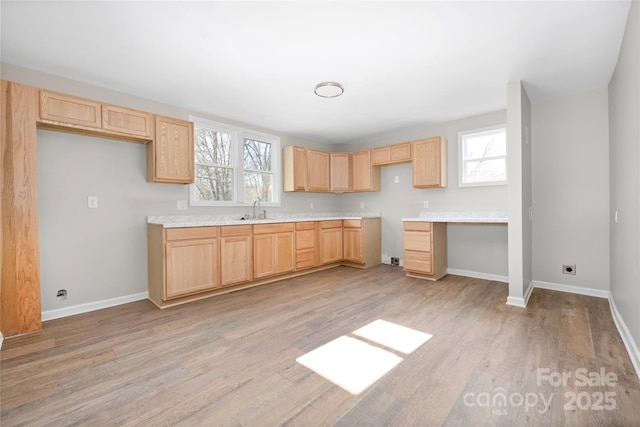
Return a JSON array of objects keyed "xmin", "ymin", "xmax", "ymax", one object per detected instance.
[{"xmin": 0, "ymin": 1, "xmax": 631, "ymax": 144}]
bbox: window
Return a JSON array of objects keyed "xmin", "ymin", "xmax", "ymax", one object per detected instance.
[
  {"xmin": 190, "ymin": 117, "xmax": 280, "ymax": 206},
  {"xmin": 458, "ymin": 125, "xmax": 507, "ymax": 187}
]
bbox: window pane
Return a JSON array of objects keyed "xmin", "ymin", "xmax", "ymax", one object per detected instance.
[
  {"xmin": 243, "ymin": 139, "xmax": 272, "ymax": 171},
  {"xmin": 195, "ymin": 128, "xmax": 232, "ymax": 166},
  {"xmin": 464, "ymin": 130, "xmax": 506, "ymax": 159},
  {"xmin": 464, "ymin": 158, "xmax": 506, "ymax": 183},
  {"xmin": 244, "ymin": 172, "xmax": 273, "ymax": 202},
  {"xmin": 195, "ymin": 165, "xmax": 233, "ymax": 201}
]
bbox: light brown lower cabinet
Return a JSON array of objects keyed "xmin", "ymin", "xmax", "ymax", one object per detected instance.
[
  {"xmin": 253, "ymin": 223, "xmax": 295, "ymax": 279},
  {"xmin": 403, "ymin": 221, "xmax": 447, "ymax": 280},
  {"xmin": 220, "ymin": 225, "xmax": 253, "ymax": 287},
  {"xmin": 295, "ymin": 222, "xmax": 318, "ymax": 270},
  {"xmin": 147, "ymin": 218, "xmax": 381, "ymax": 308},
  {"xmin": 343, "ymin": 218, "xmax": 381, "ymax": 267},
  {"xmin": 147, "ymin": 225, "xmax": 220, "ymax": 305},
  {"xmin": 320, "ymin": 220, "xmax": 343, "ymax": 264}
]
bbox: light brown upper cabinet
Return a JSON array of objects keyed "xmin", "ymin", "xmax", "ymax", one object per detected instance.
[
  {"xmin": 352, "ymin": 150, "xmax": 381, "ymax": 192},
  {"xmin": 39, "ymin": 90, "xmax": 102, "ymax": 129},
  {"xmin": 372, "ymin": 142, "xmax": 412, "ymax": 166},
  {"xmin": 147, "ymin": 116, "xmax": 194, "ymax": 184},
  {"xmin": 412, "ymin": 137, "xmax": 448, "ymax": 188},
  {"xmin": 306, "ymin": 148, "xmax": 331, "ymax": 192},
  {"xmin": 282, "ymin": 146, "xmax": 307, "ymax": 191},
  {"xmin": 102, "ymin": 104, "xmax": 154, "ymax": 139},
  {"xmin": 39, "ymin": 90, "xmax": 155, "ymax": 142},
  {"xmin": 330, "ymin": 152, "xmax": 352, "ymax": 192}
]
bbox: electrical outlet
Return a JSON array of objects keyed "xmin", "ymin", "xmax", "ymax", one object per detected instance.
[
  {"xmin": 562, "ymin": 264, "xmax": 576, "ymax": 275},
  {"xmin": 360, "ymin": 202, "xmax": 365, "ymax": 209},
  {"xmin": 310, "ymin": 202, "xmax": 314, "ymax": 209},
  {"xmin": 177, "ymin": 200, "xmax": 187, "ymax": 210},
  {"xmin": 423, "ymin": 201, "xmax": 429, "ymax": 209},
  {"xmin": 87, "ymin": 196, "xmax": 98, "ymax": 209},
  {"xmin": 394, "ymin": 176, "xmax": 399, "ymax": 184}
]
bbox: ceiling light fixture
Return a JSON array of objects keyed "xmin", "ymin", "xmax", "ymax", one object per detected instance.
[{"xmin": 314, "ymin": 81, "xmax": 344, "ymax": 98}]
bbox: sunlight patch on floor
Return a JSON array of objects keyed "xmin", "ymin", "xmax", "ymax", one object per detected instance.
[
  {"xmin": 296, "ymin": 336, "xmax": 402, "ymax": 395},
  {"xmin": 296, "ymin": 319, "xmax": 432, "ymax": 395},
  {"xmin": 353, "ymin": 319, "xmax": 433, "ymax": 354}
]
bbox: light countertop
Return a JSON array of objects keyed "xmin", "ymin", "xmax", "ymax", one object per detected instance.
[
  {"xmin": 402, "ymin": 211, "xmax": 508, "ymax": 223},
  {"xmin": 148, "ymin": 212, "xmax": 381, "ymax": 228}
]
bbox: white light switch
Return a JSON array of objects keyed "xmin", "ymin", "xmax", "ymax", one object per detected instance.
[
  {"xmin": 177, "ymin": 200, "xmax": 187, "ymax": 210},
  {"xmin": 87, "ymin": 196, "xmax": 98, "ymax": 209}
]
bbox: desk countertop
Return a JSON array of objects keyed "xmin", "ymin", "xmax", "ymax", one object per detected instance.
[{"xmin": 402, "ymin": 211, "xmax": 508, "ymax": 223}]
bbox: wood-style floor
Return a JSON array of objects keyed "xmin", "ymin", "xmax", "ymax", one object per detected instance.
[{"xmin": 1, "ymin": 265, "xmax": 639, "ymax": 426}]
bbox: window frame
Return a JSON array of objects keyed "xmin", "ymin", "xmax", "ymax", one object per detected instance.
[
  {"xmin": 189, "ymin": 116, "xmax": 281, "ymax": 207},
  {"xmin": 458, "ymin": 124, "xmax": 507, "ymax": 188}
]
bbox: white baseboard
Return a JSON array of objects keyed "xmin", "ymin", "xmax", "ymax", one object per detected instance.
[
  {"xmin": 608, "ymin": 295, "xmax": 640, "ymax": 380},
  {"xmin": 506, "ymin": 295, "xmax": 527, "ymax": 307},
  {"xmin": 533, "ymin": 280, "xmax": 609, "ymax": 299},
  {"xmin": 0, "ymin": 332, "xmax": 3, "ymax": 350},
  {"xmin": 41, "ymin": 292, "xmax": 149, "ymax": 321},
  {"xmin": 446, "ymin": 268, "xmax": 508, "ymax": 283},
  {"xmin": 524, "ymin": 280, "xmax": 534, "ymax": 306}
]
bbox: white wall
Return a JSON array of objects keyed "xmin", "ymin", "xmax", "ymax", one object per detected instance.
[
  {"xmin": 608, "ymin": 0, "xmax": 640, "ymax": 369},
  {"xmin": 532, "ymin": 88, "xmax": 610, "ymax": 292},
  {"xmin": 339, "ymin": 111, "xmax": 509, "ymax": 278}
]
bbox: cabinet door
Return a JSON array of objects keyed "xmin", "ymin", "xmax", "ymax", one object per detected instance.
[
  {"xmin": 371, "ymin": 146, "xmax": 390, "ymax": 165},
  {"xmin": 220, "ymin": 233, "xmax": 252, "ymax": 286},
  {"xmin": 39, "ymin": 90, "xmax": 102, "ymax": 128},
  {"xmin": 275, "ymin": 232, "xmax": 295, "ymax": 274},
  {"xmin": 254, "ymin": 234, "xmax": 275, "ymax": 279},
  {"xmin": 412, "ymin": 137, "xmax": 447, "ymax": 188},
  {"xmin": 343, "ymin": 227, "xmax": 363, "ymax": 263},
  {"xmin": 352, "ymin": 150, "xmax": 381, "ymax": 192},
  {"xmin": 321, "ymin": 228, "xmax": 343, "ymax": 264},
  {"xmin": 390, "ymin": 142, "xmax": 412, "ymax": 162},
  {"xmin": 165, "ymin": 239, "xmax": 219, "ymax": 299},
  {"xmin": 102, "ymin": 104, "xmax": 154, "ymax": 139},
  {"xmin": 283, "ymin": 146, "xmax": 307, "ymax": 192},
  {"xmin": 254, "ymin": 232, "xmax": 294, "ymax": 278},
  {"xmin": 306, "ymin": 149, "xmax": 330, "ymax": 192},
  {"xmin": 330, "ymin": 152, "xmax": 352, "ymax": 192},
  {"xmin": 148, "ymin": 116, "xmax": 194, "ymax": 184}
]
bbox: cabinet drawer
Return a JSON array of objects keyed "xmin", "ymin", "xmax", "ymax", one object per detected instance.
[
  {"xmin": 220, "ymin": 225, "xmax": 252, "ymax": 236},
  {"xmin": 342, "ymin": 219, "xmax": 362, "ymax": 228},
  {"xmin": 165, "ymin": 227, "xmax": 218, "ymax": 241},
  {"xmin": 404, "ymin": 221, "xmax": 432, "ymax": 232},
  {"xmin": 321, "ymin": 220, "xmax": 343, "ymax": 229},
  {"xmin": 404, "ymin": 231, "xmax": 432, "ymax": 252},
  {"xmin": 296, "ymin": 249, "xmax": 315, "ymax": 269},
  {"xmin": 404, "ymin": 250, "xmax": 432, "ymax": 274},
  {"xmin": 296, "ymin": 229, "xmax": 315, "ymax": 250},
  {"xmin": 295, "ymin": 221, "xmax": 316, "ymax": 231},
  {"xmin": 253, "ymin": 222, "xmax": 295, "ymax": 234}
]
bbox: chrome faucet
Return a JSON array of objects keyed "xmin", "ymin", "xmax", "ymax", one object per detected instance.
[{"xmin": 253, "ymin": 200, "xmax": 261, "ymax": 219}]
